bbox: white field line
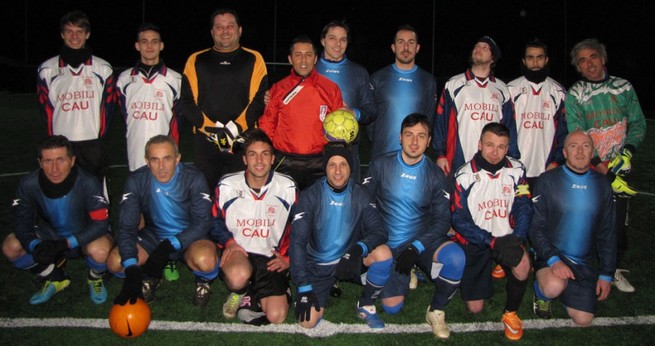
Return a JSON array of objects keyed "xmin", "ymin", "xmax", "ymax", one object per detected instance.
[{"xmin": 1, "ymin": 316, "xmax": 655, "ymax": 337}]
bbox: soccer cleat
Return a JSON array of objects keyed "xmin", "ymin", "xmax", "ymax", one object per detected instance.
[
  {"xmin": 425, "ymin": 307, "xmax": 450, "ymax": 339},
  {"xmin": 409, "ymin": 267, "xmax": 419, "ymax": 290},
  {"xmin": 613, "ymin": 269, "xmax": 635, "ymax": 293},
  {"xmin": 237, "ymin": 292, "xmax": 270, "ymax": 325},
  {"xmin": 193, "ymin": 282, "xmax": 211, "ymax": 307},
  {"xmin": 501, "ymin": 311, "xmax": 523, "ymax": 341},
  {"xmin": 163, "ymin": 260, "xmax": 180, "ymax": 281},
  {"xmin": 356, "ymin": 303, "xmax": 385, "ymax": 330},
  {"xmin": 223, "ymin": 292, "xmax": 245, "ymax": 319},
  {"xmin": 532, "ymin": 293, "xmax": 552, "ymax": 319},
  {"xmin": 492, "ymin": 264, "xmax": 506, "ymax": 279},
  {"xmin": 142, "ymin": 278, "xmax": 161, "ymax": 303},
  {"xmin": 87, "ymin": 278, "xmax": 107, "ymax": 304},
  {"xmin": 29, "ymin": 279, "xmax": 70, "ymax": 305}
]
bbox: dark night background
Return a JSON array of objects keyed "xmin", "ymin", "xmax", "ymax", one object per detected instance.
[{"xmin": 1, "ymin": 0, "xmax": 653, "ymax": 113}]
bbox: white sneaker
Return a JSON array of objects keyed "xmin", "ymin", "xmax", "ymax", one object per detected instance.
[
  {"xmin": 613, "ymin": 269, "xmax": 635, "ymax": 293},
  {"xmin": 425, "ymin": 307, "xmax": 449, "ymax": 339}
]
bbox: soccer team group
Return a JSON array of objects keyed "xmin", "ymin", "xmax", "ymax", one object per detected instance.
[{"xmin": 4, "ymin": 6, "xmax": 648, "ymax": 341}]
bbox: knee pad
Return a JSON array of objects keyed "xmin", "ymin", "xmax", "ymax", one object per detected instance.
[
  {"xmin": 382, "ymin": 301, "xmax": 404, "ymax": 315},
  {"xmin": 436, "ymin": 242, "xmax": 465, "ymax": 280}
]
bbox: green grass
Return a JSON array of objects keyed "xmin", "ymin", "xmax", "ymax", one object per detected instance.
[{"xmin": 1, "ymin": 93, "xmax": 655, "ymax": 344}]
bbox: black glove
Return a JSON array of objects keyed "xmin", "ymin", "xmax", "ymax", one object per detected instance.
[
  {"xmin": 491, "ymin": 235, "xmax": 524, "ymax": 267},
  {"xmin": 33, "ymin": 239, "xmax": 69, "ymax": 264},
  {"xmin": 294, "ymin": 290, "xmax": 320, "ymax": 322},
  {"xmin": 395, "ymin": 245, "xmax": 419, "ymax": 275},
  {"xmin": 113, "ymin": 266, "xmax": 144, "ymax": 305},
  {"xmin": 336, "ymin": 244, "xmax": 364, "ymax": 281},
  {"xmin": 141, "ymin": 240, "xmax": 175, "ymax": 278}
]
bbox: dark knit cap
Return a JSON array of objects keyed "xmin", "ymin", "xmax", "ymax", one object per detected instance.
[
  {"xmin": 323, "ymin": 142, "xmax": 353, "ymax": 170},
  {"xmin": 477, "ymin": 35, "xmax": 502, "ymax": 61}
]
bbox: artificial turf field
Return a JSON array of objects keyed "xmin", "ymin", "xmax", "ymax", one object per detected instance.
[{"xmin": 1, "ymin": 93, "xmax": 654, "ymax": 345}]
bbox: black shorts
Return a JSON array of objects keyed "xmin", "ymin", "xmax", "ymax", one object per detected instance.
[
  {"xmin": 460, "ymin": 242, "xmax": 495, "ymax": 301},
  {"xmin": 194, "ymin": 134, "xmax": 244, "ymax": 192},
  {"xmin": 248, "ymin": 254, "xmax": 290, "ymax": 299},
  {"xmin": 535, "ymin": 256, "xmax": 598, "ymax": 313}
]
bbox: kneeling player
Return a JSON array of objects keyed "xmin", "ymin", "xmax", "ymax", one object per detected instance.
[
  {"xmin": 290, "ymin": 142, "xmax": 392, "ymax": 330},
  {"xmin": 108, "ymin": 135, "xmax": 218, "ymax": 307},
  {"xmin": 451, "ymin": 123, "xmax": 533, "ymax": 341},
  {"xmin": 529, "ymin": 131, "xmax": 616, "ymax": 326},
  {"xmin": 2, "ymin": 135, "xmax": 112, "ymax": 305},
  {"xmin": 211, "ymin": 129, "xmax": 297, "ymax": 324},
  {"xmin": 362, "ymin": 113, "xmax": 465, "ymax": 340}
]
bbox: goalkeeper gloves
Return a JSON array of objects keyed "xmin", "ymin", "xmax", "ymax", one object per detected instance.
[
  {"xmin": 608, "ymin": 147, "xmax": 632, "ymax": 176},
  {"xmin": 295, "ymin": 290, "xmax": 320, "ymax": 322},
  {"xmin": 113, "ymin": 266, "xmax": 144, "ymax": 305},
  {"xmin": 336, "ymin": 244, "xmax": 364, "ymax": 281},
  {"xmin": 609, "ymin": 173, "xmax": 637, "ymax": 197},
  {"xmin": 491, "ymin": 235, "xmax": 524, "ymax": 268}
]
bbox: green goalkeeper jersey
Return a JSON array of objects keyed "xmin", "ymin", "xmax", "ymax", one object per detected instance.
[{"xmin": 565, "ymin": 75, "xmax": 647, "ymax": 161}]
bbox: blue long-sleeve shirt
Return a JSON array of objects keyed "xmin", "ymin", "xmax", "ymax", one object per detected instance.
[
  {"xmin": 117, "ymin": 163, "xmax": 212, "ymax": 265},
  {"xmin": 290, "ymin": 178, "xmax": 387, "ymax": 289}
]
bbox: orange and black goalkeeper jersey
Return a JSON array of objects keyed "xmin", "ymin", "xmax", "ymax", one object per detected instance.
[{"xmin": 180, "ymin": 46, "xmax": 267, "ymax": 134}]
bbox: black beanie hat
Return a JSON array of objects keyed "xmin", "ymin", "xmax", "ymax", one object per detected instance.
[
  {"xmin": 323, "ymin": 142, "xmax": 353, "ymax": 170},
  {"xmin": 477, "ymin": 35, "xmax": 502, "ymax": 61}
]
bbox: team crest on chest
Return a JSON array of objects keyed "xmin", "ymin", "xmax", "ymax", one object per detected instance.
[
  {"xmin": 502, "ymin": 184, "xmax": 512, "ymax": 196},
  {"xmin": 319, "ymin": 105, "xmax": 328, "ymax": 121}
]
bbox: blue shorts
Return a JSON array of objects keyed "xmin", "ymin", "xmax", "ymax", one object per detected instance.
[
  {"xmin": 535, "ymin": 256, "xmax": 598, "ymax": 313},
  {"xmin": 304, "ymin": 262, "xmax": 339, "ymax": 308},
  {"xmin": 34, "ymin": 224, "xmax": 83, "ymax": 259},
  {"xmin": 138, "ymin": 228, "xmax": 209, "ymax": 262},
  {"xmin": 379, "ymin": 240, "xmax": 445, "ymax": 299}
]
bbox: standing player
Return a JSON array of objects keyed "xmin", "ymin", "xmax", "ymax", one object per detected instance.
[
  {"xmin": 434, "ymin": 36, "xmax": 519, "ymax": 176},
  {"xmin": 451, "ymin": 122, "xmax": 533, "ymax": 341},
  {"xmin": 290, "ymin": 142, "xmax": 392, "ymax": 330},
  {"xmin": 315, "ymin": 20, "xmax": 375, "ymax": 182},
  {"xmin": 507, "ymin": 39, "xmax": 567, "ymax": 189},
  {"xmin": 116, "ymin": 23, "xmax": 182, "ymax": 172},
  {"xmin": 362, "ymin": 113, "xmax": 465, "ymax": 340},
  {"xmin": 180, "ymin": 8, "xmax": 267, "ymax": 192},
  {"xmin": 37, "ymin": 10, "xmax": 115, "ymax": 195},
  {"xmin": 566, "ymin": 38, "xmax": 647, "ymax": 293},
  {"xmin": 211, "ymin": 129, "xmax": 297, "ymax": 324},
  {"xmin": 368, "ymin": 25, "xmax": 437, "ymax": 160},
  {"xmin": 529, "ymin": 131, "xmax": 616, "ymax": 326},
  {"xmin": 2, "ymin": 135, "xmax": 112, "ymax": 305},
  {"xmin": 109, "ymin": 135, "xmax": 218, "ymax": 307},
  {"xmin": 258, "ymin": 35, "xmax": 343, "ymax": 190}
]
